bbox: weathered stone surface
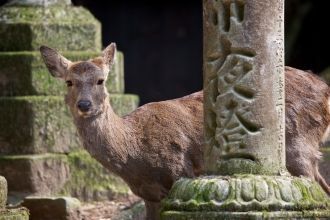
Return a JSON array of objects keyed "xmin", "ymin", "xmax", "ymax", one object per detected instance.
[
  {"xmin": 113, "ymin": 201, "xmax": 145, "ymax": 220},
  {"xmin": 0, "ymin": 94, "xmax": 138, "ymax": 154},
  {"xmin": 0, "ymin": 5, "xmax": 101, "ymax": 51},
  {"xmin": 0, "ymin": 51, "xmax": 124, "ymax": 96},
  {"xmin": 161, "ymin": 210, "xmax": 330, "ymax": 220},
  {"xmin": 0, "ymin": 150, "xmax": 131, "ymax": 203},
  {"xmin": 0, "ymin": 208, "xmax": 29, "ymax": 220},
  {"xmin": 22, "ymin": 196, "xmax": 81, "ymax": 220},
  {"xmin": 320, "ymin": 147, "xmax": 330, "ymax": 185},
  {"xmin": 0, "ymin": 176, "xmax": 7, "ymax": 208},
  {"xmin": 162, "ymin": 175, "xmax": 330, "ymax": 213},
  {"xmin": 0, "ymin": 154, "xmax": 69, "ymax": 196},
  {"xmin": 203, "ymin": 0, "xmax": 286, "ymax": 175},
  {"xmin": 62, "ymin": 150, "xmax": 131, "ymax": 201},
  {"xmin": 6, "ymin": 0, "xmax": 71, "ymax": 7}
]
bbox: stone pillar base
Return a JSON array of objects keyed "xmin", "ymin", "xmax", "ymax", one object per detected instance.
[
  {"xmin": 161, "ymin": 175, "xmax": 330, "ymax": 219},
  {"xmin": 161, "ymin": 210, "xmax": 330, "ymax": 220}
]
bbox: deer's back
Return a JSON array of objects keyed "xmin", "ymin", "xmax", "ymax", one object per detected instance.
[{"xmin": 285, "ymin": 67, "xmax": 330, "ymax": 182}]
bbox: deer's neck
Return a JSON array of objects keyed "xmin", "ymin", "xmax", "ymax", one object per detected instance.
[{"xmin": 73, "ymin": 102, "xmax": 134, "ymax": 174}]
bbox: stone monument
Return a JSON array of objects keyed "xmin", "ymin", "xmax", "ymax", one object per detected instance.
[
  {"xmin": 0, "ymin": 0, "xmax": 138, "ymax": 204},
  {"xmin": 161, "ymin": 0, "xmax": 330, "ymax": 219}
]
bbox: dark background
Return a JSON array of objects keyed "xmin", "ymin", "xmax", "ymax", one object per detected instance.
[{"xmin": 1, "ymin": 0, "xmax": 329, "ymax": 104}]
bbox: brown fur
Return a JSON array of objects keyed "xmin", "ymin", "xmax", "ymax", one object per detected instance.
[
  {"xmin": 285, "ymin": 66, "xmax": 330, "ymax": 194},
  {"xmin": 40, "ymin": 44, "xmax": 330, "ymax": 220}
]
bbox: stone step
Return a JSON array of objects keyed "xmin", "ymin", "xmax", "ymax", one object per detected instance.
[
  {"xmin": 0, "ymin": 208, "xmax": 29, "ymax": 220},
  {"xmin": 0, "ymin": 151, "xmax": 130, "ymax": 203},
  {"xmin": 22, "ymin": 196, "xmax": 80, "ymax": 220},
  {"xmin": 0, "ymin": 154, "xmax": 69, "ymax": 197},
  {"xmin": 62, "ymin": 150, "xmax": 130, "ymax": 202},
  {"xmin": 0, "ymin": 94, "xmax": 139, "ymax": 154},
  {"xmin": 0, "ymin": 51, "xmax": 124, "ymax": 96},
  {"xmin": 0, "ymin": 5, "xmax": 101, "ymax": 52}
]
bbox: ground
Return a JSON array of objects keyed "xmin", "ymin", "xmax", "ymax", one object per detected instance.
[{"xmin": 80, "ymin": 195, "xmax": 144, "ymax": 220}]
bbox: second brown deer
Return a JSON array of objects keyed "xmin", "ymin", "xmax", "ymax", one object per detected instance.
[{"xmin": 40, "ymin": 43, "xmax": 330, "ymax": 220}]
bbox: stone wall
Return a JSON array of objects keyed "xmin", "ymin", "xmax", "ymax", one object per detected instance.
[{"xmin": 0, "ymin": 1, "xmax": 138, "ymax": 204}]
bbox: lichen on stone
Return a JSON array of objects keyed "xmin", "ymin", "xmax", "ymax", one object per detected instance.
[
  {"xmin": 161, "ymin": 175, "xmax": 330, "ymax": 213},
  {"xmin": 61, "ymin": 150, "xmax": 131, "ymax": 201},
  {"xmin": 0, "ymin": 5, "xmax": 101, "ymax": 51}
]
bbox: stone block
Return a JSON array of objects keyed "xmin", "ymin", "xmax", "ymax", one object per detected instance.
[
  {"xmin": 0, "ymin": 51, "xmax": 124, "ymax": 96},
  {"xmin": 22, "ymin": 196, "xmax": 80, "ymax": 220},
  {"xmin": 0, "ymin": 94, "xmax": 139, "ymax": 154},
  {"xmin": 0, "ymin": 208, "xmax": 29, "ymax": 220},
  {"xmin": 62, "ymin": 150, "xmax": 130, "ymax": 202},
  {"xmin": 0, "ymin": 5, "xmax": 101, "ymax": 51},
  {"xmin": 0, "ymin": 150, "xmax": 131, "ymax": 203},
  {"xmin": 0, "ymin": 176, "xmax": 7, "ymax": 208},
  {"xmin": 0, "ymin": 154, "xmax": 69, "ymax": 196}
]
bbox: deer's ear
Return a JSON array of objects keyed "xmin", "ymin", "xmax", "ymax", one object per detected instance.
[
  {"xmin": 39, "ymin": 45, "xmax": 72, "ymax": 79},
  {"xmin": 102, "ymin": 43, "xmax": 116, "ymax": 68}
]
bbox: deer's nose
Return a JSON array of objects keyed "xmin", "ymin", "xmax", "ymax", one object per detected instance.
[{"xmin": 77, "ymin": 100, "xmax": 92, "ymax": 112}]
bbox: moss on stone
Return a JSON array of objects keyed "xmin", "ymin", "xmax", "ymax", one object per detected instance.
[
  {"xmin": 0, "ymin": 5, "xmax": 101, "ymax": 51},
  {"xmin": 161, "ymin": 210, "xmax": 330, "ymax": 220},
  {"xmin": 0, "ymin": 94, "xmax": 138, "ymax": 155},
  {"xmin": 0, "ymin": 96, "xmax": 79, "ymax": 154},
  {"xmin": 61, "ymin": 149, "xmax": 131, "ymax": 201},
  {"xmin": 0, "ymin": 176, "xmax": 7, "ymax": 208},
  {"xmin": 113, "ymin": 201, "xmax": 146, "ymax": 220},
  {"xmin": 161, "ymin": 175, "xmax": 330, "ymax": 214},
  {"xmin": 0, "ymin": 153, "xmax": 69, "ymax": 196},
  {"xmin": 215, "ymin": 158, "xmax": 276, "ymax": 175},
  {"xmin": 0, "ymin": 51, "xmax": 124, "ymax": 96},
  {"xmin": 0, "ymin": 208, "xmax": 29, "ymax": 220}
]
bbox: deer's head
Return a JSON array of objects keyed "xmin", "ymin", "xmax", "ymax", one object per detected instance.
[{"xmin": 40, "ymin": 43, "xmax": 116, "ymax": 118}]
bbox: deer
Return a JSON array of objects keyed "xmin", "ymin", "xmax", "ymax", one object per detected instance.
[{"xmin": 40, "ymin": 43, "xmax": 330, "ymax": 220}]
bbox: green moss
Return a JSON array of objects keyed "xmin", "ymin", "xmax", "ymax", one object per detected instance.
[
  {"xmin": 0, "ymin": 51, "xmax": 124, "ymax": 96},
  {"xmin": 109, "ymin": 94, "xmax": 140, "ymax": 116},
  {"xmin": 0, "ymin": 5, "xmax": 97, "ymax": 23},
  {"xmin": 0, "ymin": 153, "xmax": 69, "ymax": 195},
  {"xmin": 0, "ymin": 5, "xmax": 101, "ymax": 51},
  {"xmin": 0, "ymin": 95, "xmax": 138, "ymax": 155},
  {"xmin": 61, "ymin": 150, "xmax": 131, "ymax": 201},
  {"xmin": 161, "ymin": 175, "xmax": 330, "ymax": 214},
  {"xmin": 161, "ymin": 210, "xmax": 330, "ymax": 220},
  {"xmin": 0, "ymin": 208, "xmax": 29, "ymax": 220},
  {"xmin": 216, "ymin": 158, "xmax": 276, "ymax": 175},
  {"xmin": 0, "ymin": 96, "xmax": 79, "ymax": 154},
  {"xmin": 113, "ymin": 201, "xmax": 146, "ymax": 220}
]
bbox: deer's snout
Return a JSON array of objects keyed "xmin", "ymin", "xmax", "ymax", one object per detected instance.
[{"xmin": 77, "ymin": 100, "xmax": 92, "ymax": 112}]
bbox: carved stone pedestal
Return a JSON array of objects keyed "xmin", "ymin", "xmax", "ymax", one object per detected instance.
[{"xmin": 161, "ymin": 175, "xmax": 330, "ymax": 219}]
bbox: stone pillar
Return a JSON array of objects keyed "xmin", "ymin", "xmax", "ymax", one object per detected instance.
[
  {"xmin": 0, "ymin": 0, "xmax": 138, "ymax": 204},
  {"xmin": 203, "ymin": 0, "xmax": 286, "ymax": 176},
  {"xmin": 161, "ymin": 0, "xmax": 330, "ymax": 219}
]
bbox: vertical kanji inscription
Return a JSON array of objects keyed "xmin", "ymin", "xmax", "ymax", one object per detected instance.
[{"xmin": 204, "ymin": 0, "xmax": 260, "ymax": 157}]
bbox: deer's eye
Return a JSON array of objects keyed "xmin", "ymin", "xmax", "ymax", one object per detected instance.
[
  {"xmin": 97, "ymin": 79, "xmax": 104, "ymax": 85},
  {"xmin": 66, "ymin": 80, "xmax": 73, "ymax": 87}
]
